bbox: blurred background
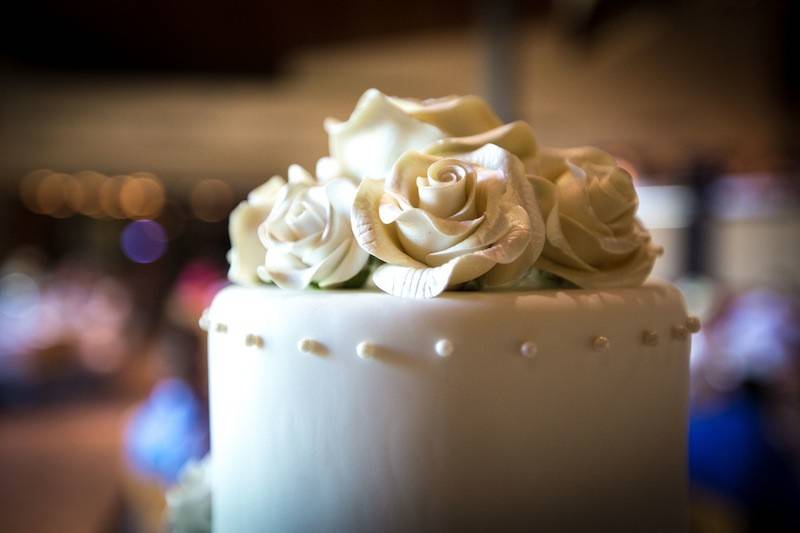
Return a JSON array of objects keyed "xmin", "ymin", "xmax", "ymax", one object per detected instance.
[{"xmin": 0, "ymin": 0, "xmax": 798, "ymax": 531}]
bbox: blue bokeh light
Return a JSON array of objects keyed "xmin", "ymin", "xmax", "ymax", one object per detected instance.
[{"xmin": 121, "ymin": 219, "xmax": 167, "ymax": 264}]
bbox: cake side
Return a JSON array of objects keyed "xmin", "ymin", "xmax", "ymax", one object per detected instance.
[{"xmin": 208, "ymin": 282, "xmax": 692, "ymax": 533}]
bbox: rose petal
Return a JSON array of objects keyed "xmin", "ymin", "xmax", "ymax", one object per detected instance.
[
  {"xmin": 425, "ymin": 121, "xmax": 538, "ymax": 161},
  {"xmin": 541, "ymin": 203, "xmax": 597, "ymax": 272},
  {"xmin": 416, "ymin": 159, "xmax": 471, "ymax": 218},
  {"xmin": 587, "ymin": 169, "xmax": 638, "ymax": 228},
  {"xmin": 228, "ymin": 174, "xmax": 286, "ymax": 285},
  {"xmin": 533, "ymin": 146, "xmax": 617, "ymax": 182},
  {"xmin": 535, "ymin": 242, "xmax": 659, "ymax": 289},
  {"xmin": 393, "ymin": 207, "xmax": 484, "ymax": 264},
  {"xmin": 482, "ymin": 242, "xmax": 536, "ymax": 287},
  {"xmin": 389, "ymin": 94, "xmax": 502, "ymax": 136},
  {"xmin": 372, "ymin": 253, "xmax": 497, "ymax": 299},
  {"xmin": 455, "ymin": 143, "xmax": 520, "ymax": 175},
  {"xmin": 386, "ymin": 150, "xmax": 439, "ymax": 207},
  {"xmin": 315, "ymin": 156, "xmax": 345, "ymax": 183},
  {"xmin": 555, "ymin": 174, "xmax": 613, "ymax": 236},
  {"xmin": 324, "ymin": 178, "xmax": 358, "ymax": 215},
  {"xmin": 247, "ymin": 175, "xmax": 286, "ymax": 205},
  {"xmin": 227, "ymin": 201, "xmax": 271, "ymax": 285},
  {"xmin": 325, "ymin": 89, "xmax": 445, "ymax": 180},
  {"xmin": 558, "ymin": 213, "xmax": 642, "ymax": 267},
  {"xmin": 317, "ymin": 240, "xmax": 370, "ymax": 288},
  {"xmin": 288, "ymin": 164, "xmax": 316, "ymax": 185},
  {"xmin": 308, "ymin": 238, "xmax": 351, "ymax": 284},
  {"xmin": 424, "ymin": 182, "xmax": 510, "ymax": 263},
  {"xmin": 286, "ymin": 198, "xmax": 326, "ymax": 239},
  {"xmin": 529, "ymin": 176, "xmax": 557, "ymax": 216},
  {"xmin": 263, "ymin": 245, "xmax": 315, "ymax": 289},
  {"xmin": 265, "ymin": 234, "xmax": 351, "ymax": 290},
  {"xmin": 351, "ymin": 178, "xmax": 426, "ymax": 268}
]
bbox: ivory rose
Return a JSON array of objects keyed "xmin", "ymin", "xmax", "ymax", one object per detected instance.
[
  {"xmin": 325, "ymin": 89, "xmax": 538, "ymax": 181},
  {"xmin": 352, "ymin": 144, "xmax": 545, "ymax": 298},
  {"xmin": 227, "ymin": 175, "xmax": 286, "ymax": 285},
  {"xmin": 258, "ymin": 165, "xmax": 368, "ymax": 290},
  {"xmin": 529, "ymin": 146, "xmax": 661, "ymax": 288}
]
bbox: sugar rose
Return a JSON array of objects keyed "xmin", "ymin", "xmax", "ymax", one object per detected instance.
[
  {"xmin": 325, "ymin": 89, "xmax": 538, "ymax": 181},
  {"xmin": 352, "ymin": 144, "xmax": 544, "ymax": 298},
  {"xmin": 529, "ymin": 146, "xmax": 661, "ymax": 288},
  {"xmin": 227, "ymin": 175, "xmax": 286, "ymax": 285},
  {"xmin": 259, "ymin": 165, "xmax": 368, "ymax": 290}
]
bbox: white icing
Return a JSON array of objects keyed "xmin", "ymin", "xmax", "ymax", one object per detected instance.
[
  {"xmin": 351, "ymin": 144, "xmax": 545, "ymax": 298},
  {"xmin": 434, "ymin": 338, "xmax": 454, "ymax": 358},
  {"xmin": 520, "ymin": 341, "xmax": 538, "ymax": 358},
  {"xmin": 208, "ymin": 282, "xmax": 691, "ymax": 532}
]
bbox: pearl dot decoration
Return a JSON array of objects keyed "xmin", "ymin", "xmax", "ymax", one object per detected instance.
[
  {"xmin": 297, "ymin": 338, "xmax": 327, "ymax": 356},
  {"xmin": 686, "ymin": 316, "xmax": 701, "ymax": 334},
  {"xmin": 198, "ymin": 309, "xmax": 210, "ymax": 331},
  {"xmin": 356, "ymin": 341, "xmax": 378, "ymax": 360},
  {"xmin": 520, "ymin": 341, "xmax": 538, "ymax": 358},
  {"xmin": 215, "ymin": 323, "xmax": 228, "ymax": 333},
  {"xmin": 592, "ymin": 336, "xmax": 611, "ymax": 352},
  {"xmin": 671, "ymin": 325, "xmax": 688, "ymax": 340},
  {"xmin": 642, "ymin": 330, "xmax": 659, "ymax": 346},
  {"xmin": 245, "ymin": 334, "xmax": 264, "ymax": 348},
  {"xmin": 435, "ymin": 339, "xmax": 454, "ymax": 358}
]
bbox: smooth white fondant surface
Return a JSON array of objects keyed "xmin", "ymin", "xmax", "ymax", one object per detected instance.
[{"xmin": 208, "ymin": 282, "xmax": 690, "ymax": 533}]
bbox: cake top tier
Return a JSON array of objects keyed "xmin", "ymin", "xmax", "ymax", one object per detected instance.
[{"xmin": 227, "ymin": 89, "xmax": 661, "ymax": 298}]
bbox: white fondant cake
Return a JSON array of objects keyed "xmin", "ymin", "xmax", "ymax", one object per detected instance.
[
  {"xmin": 164, "ymin": 89, "xmax": 698, "ymax": 533},
  {"xmin": 207, "ymin": 282, "xmax": 691, "ymax": 532}
]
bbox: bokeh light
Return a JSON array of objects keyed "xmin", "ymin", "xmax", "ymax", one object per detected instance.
[
  {"xmin": 36, "ymin": 172, "xmax": 73, "ymax": 217},
  {"xmin": 120, "ymin": 172, "xmax": 166, "ymax": 219},
  {"xmin": 99, "ymin": 175, "xmax": 129, "ymax": 219},
  {"xmin": 121, "ymin": 219, "xmax": 168, "ymax": 264},
  {"xmin": 19, "ymin": 169, "xmax": 52, "ymax": 214},
  {"xmin": 73, "ymin": 170, "xmax": 106, "ymax": 217}
]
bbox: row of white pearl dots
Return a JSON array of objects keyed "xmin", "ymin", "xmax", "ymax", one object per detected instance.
[{"xmin": 200, "ymin": 311, "xmax": 700, "ymax": 359}]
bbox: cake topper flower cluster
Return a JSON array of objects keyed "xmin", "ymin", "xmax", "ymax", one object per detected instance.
[{"xmin": 228, "ymin": 89, "xmax": 661, "ymax": 298}]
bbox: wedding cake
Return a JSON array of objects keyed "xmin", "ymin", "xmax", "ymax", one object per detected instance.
[{"xmin": 170, "ymin": 89, "xmax": 698, "ymax": 533}]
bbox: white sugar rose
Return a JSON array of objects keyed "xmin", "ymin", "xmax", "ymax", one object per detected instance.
[
  {"xmin": 258, "ymin": 165, "xmax": 369, "ymax": 289},
  {"xmin": 227, "ymin": 175, "xmax": 285, "ymax": 285},
  {"xmin": 352, "ymin": 144, "xmax": 545, "ymax": 298},
  {"xmin": 325, "ymin": 89, "xmax": 538, "ymax": 181},
  {"xmin": 529, "ymin": 146, "xmax": 661, "ymax": 288}
]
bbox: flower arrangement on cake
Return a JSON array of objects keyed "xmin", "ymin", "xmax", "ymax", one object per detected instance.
[
  {"xmin": 169, "ymin": 90, "xmax": 696, "ymax": 533},
  {"xmin": 227, "ymin": 88, "xmax": 661, "ymax": 299}
]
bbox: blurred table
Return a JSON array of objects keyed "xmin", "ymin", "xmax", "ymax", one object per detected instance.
[{"xmin": 0, "ymin": 401, "xmax": 127, "ymax": 533}]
